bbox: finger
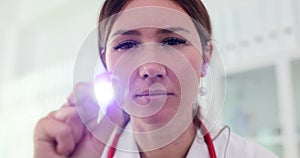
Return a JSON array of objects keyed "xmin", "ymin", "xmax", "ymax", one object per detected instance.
[
  {"xmin": 61, "ymin": 92, "xmax": 75, "ymax": 108},
  {"xmin": 73, "ymin": 81, "xmax": 128, "ymax": 129},
  {"xmin": 67, "ymin": 92, "xmax": 75, "ymax": 106},
  {"xmin": 73, "ymin": 82, "xmax": 99, "ymax": 123},
  {"xmin": 53, "ymin": 107, "xmax": 85, "ymax": 143},
  {"xmin": 34, "ymin": 140, "xmax": 66, "ymax": 158},
  {"xmin": 73, "ymin": 82, "xmax": 98, "ymax": 106},
  {"xmin": 70, "ymin": 131, "xmax": 104, "ymax": 158},
  {"xmin": 71, "ymin": 82, "xmax": 128, "ymax": 142},
  {"xmin": 35, "ymin": 116, "xmax": 77, "ymax": 155},
  {"xmin": 53, "ymin": 106, "xmax": 78, "ymax": 122}
]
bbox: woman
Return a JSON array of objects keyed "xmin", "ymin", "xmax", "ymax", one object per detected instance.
[{"xmin": 34, "ymin": 0, "xmax": 278, "ymax": 157}]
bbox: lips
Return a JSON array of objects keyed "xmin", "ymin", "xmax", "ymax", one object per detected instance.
[{"xmin": 134, "ymin": 90, "xmax": 174, "ymax": 98}]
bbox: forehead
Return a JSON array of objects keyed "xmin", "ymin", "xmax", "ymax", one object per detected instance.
[
  {"xmin": 123, "ymin": 0, "xmax": 186, "ymax": 13},
  {"xmin": 107, "ymin": 0, "xmax": 198, "ymax": 43}
]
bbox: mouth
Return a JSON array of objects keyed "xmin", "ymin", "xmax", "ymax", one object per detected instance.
[{"xmin": 134, "ymin": 90, "xmax": 174, "ymax": 98}]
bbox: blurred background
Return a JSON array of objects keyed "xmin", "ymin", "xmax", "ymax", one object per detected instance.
[{"xmin": 0, "ymin": 0, "xmax": 299, "ymax": 157}]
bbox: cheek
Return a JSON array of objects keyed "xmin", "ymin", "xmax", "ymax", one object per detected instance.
[
  {"xmin": 105, "ymin": 50, "xmax": 120, "ymax": 71},
  {"xmin": 182, "ymin": 48, "xmax": 203, "ymax": 80}
]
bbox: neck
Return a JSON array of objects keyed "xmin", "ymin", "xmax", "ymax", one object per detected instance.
[{"xmin": 132, "ymin": 121, "xmax": 197, "ymax": 158}]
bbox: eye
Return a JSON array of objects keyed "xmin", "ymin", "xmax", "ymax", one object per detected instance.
[
  {"xmin": 161, "ymin": 37, "xmax": 187, "ymax": 46},
  {"xmin": 113, "ymin": 40, "xmax": 139, "ymax": 51}
]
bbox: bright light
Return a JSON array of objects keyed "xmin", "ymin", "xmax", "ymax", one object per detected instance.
[{"xmin": 94, "ymin": 78, "xmax": 114, "ymax": 114}]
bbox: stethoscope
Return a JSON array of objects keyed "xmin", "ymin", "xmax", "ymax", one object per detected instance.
[{"xmin": 106, "ymin": 117, "xmax": 217, "ymax": 158}]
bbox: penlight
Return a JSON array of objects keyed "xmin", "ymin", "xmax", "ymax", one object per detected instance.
[{"xmin": 94, "ymin": 73, "xmax": 115, "ymax": 121}]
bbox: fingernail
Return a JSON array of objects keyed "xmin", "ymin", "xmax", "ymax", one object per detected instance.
[
  {"xmin": 54, "ymin": 110, "xmax": 65, "ymax": 120},
  {"xmin": 67, "ymin": 94, "xmax": 75, "ymax": 106}
]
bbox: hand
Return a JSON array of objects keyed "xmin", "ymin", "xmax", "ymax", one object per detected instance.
[{"xmin": 34, "ymin": 82, "xmax": 128, "ymax": 158}]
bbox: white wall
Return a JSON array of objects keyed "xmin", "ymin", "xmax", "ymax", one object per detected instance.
[
  {"xmin": 0, "ymin": 0, "xmax": 103, "ymax": 157},
  {"xmin": 0, "ymin": 0, "xmax": 299, "ymax": 157}
]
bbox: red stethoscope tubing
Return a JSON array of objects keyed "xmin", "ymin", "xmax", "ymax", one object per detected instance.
[
  {"xmin": 195, "ymin": 117, "xmax": 217, "ymax": 158},
  {"xmin": 107, "ymin": 118, "xmax": 217, "ymax": 158}
]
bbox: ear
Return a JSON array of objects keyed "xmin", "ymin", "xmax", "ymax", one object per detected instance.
[
  {"xmin": 200, "ymin": 41, "xmax": 213, "ymax": 77},
  {"xmin": 100, "ymin": 49, "xmax": 107, "ymax": 70}
]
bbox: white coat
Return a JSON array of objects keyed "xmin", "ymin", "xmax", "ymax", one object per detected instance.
[{"xmin": 101, "ymin": 122, "xmax": 279, "ymax": 158}]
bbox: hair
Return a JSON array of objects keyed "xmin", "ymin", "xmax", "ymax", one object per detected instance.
[{"xmin": 98, "ymin": 0, "xmax": 212, "ymax": 68}]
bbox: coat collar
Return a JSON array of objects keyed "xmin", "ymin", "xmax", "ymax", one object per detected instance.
[{"xmin": 106, "ymin": 121, "xmax": 228, "ymax": 158}]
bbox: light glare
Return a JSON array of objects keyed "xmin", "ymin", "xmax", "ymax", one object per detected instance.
[{"xmin": 94, "ymin": 80, "xmax": 114, "ymax": 113}]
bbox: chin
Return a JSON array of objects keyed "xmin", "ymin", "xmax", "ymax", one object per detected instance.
[{"xmin": 133, "ymin": 103, "xmax": 179, "ymax": 129}]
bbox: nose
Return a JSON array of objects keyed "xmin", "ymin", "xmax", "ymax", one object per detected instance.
[{"xmin": 138, "ymin": 63, "xmax": 166, "ymax": 79}]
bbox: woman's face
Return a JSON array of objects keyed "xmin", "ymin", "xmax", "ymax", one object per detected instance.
[{"xmin": 104, "ymin": 0, "xmax": 207, "ymax": 126}]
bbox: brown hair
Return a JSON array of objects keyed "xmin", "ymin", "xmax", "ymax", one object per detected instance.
[{"xmin": 98, "ymin": 0, "xmax": 212, "ymax": 67}]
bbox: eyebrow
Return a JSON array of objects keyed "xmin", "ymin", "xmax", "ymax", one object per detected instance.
[
  {"xmin": 110, "ymin": 27, "xmax": 190, "ymax": 38},
  {"xmin": 111, "ymin": 29, "xmax": 141, "ymax": 37},
  {"xmin": 157, "ymin": 27, "xmax": 190, "ymax": 34}
]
